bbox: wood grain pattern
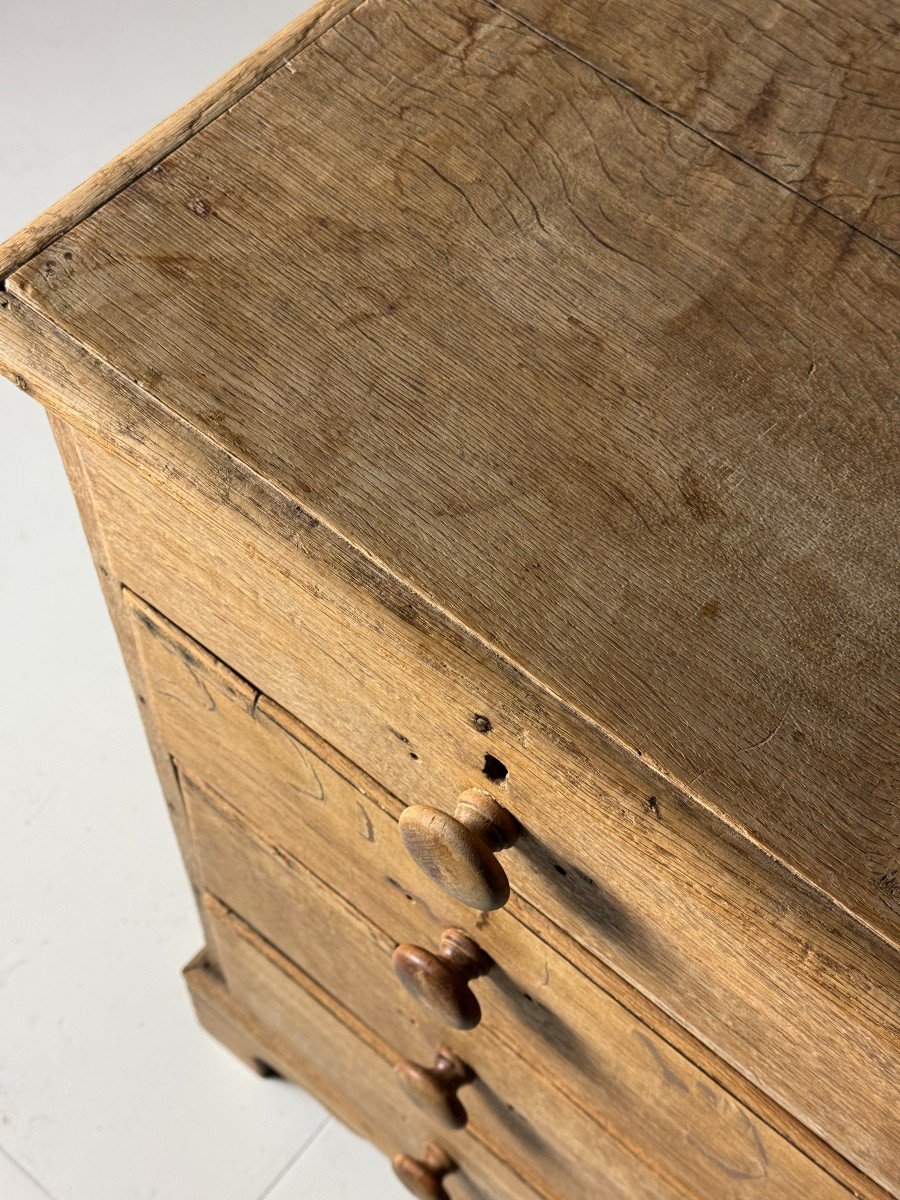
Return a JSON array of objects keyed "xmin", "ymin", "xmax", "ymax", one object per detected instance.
[
  {"xmin": 206, "ymin": 891, "xmax": 691, "ymax": 1200},
  {"xmin": 0, "ymin": 0, "xmax": 364, "ymax": 281},
  {"xmin": 185, "ymin": 940, "xmax": 543, "ymax": 1200},
  {"xmin": 499, "ymin": 0, "xmax": 900, "ymax": 248},
  {"xmin": 45, "ymin": 417, "xmax": 231, "ymax": 970},
  {"xmin": 29, "ymin": 358, "xmax": 896, "ymax": 1196},
  {"xmin": 393, "ymin": 929, "xmax": 492, "ymax": 1031},
  {"xmin": 185, "ymin": 774, "xmax": 855, "ymax": 1200},
  {"xmin": 96, "ymin": 410, "xmax": 897, "ymax": 1195},
  {"xmin": 2, "ymin": 295, "xmax": 894, "ymax": 1193},
  {"xmin": 127, "ymin": 594, "xmax": 886, "ymax": 1200},
  {"xmin": 399, "ymin": 793, "xmax": 519, "ymax": 911},
  {"xmin": 6, "ymin": 4, "xmax": 896, "ymax": 1194},
  {"xmin": 8, "ymin": 0, "xmax": 897, "ymax": 949}
]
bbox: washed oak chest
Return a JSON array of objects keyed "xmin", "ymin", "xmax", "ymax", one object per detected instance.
[{"xmin": 2, "ymin": 0, "xmax": 898, "ymax": 1196}]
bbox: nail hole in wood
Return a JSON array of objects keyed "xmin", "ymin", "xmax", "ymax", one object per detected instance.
[{"xmin": 482, "ymin": 753, "xmax": 508, "ymax": 783}]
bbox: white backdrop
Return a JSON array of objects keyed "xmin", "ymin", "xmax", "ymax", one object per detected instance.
[{"xmin": 0, "ymin": 4, "xmax": 406, "ymax": 1197}]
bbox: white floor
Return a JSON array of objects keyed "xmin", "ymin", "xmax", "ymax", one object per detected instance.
[{"xmin": 0, "ymin": 3, "xmax": 407, "ymax": 1197}]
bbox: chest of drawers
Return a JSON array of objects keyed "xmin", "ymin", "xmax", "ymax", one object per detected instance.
[{"xmin": 2, "ymin": 1, "xmax": 898, "ymax": 1196}]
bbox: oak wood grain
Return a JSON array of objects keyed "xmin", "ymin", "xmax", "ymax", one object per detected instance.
[
  {"xmin": 3, "ymin": 292, "xmax": 894, "ymax": 1193},
  {"xmin": 30, "ymin": 366, "xmax": 896, "ymax": 1196},
  {"xmin": 206, "ymin": 892, "xmax": 688, "ymax": 1200},
  {"xmin": 185, "ymin": 774, "xmax": 851, "ymax": 1200},
  {"xmin": 46, "ymin": 417, "xmax": 232, "ymax": 971},
  {"xmin": 5, "ymin": 3, "xmax": 897, "ymax": 1194},
  {"xmin": 0, "ymin": 0, "xmax": 365, "ymax": 281},
  {"xmin": 8, "ymin": 0, "xmax": 897, "ymax": 950},
  {"xmin": 499, "ymin": 0, "xmax": 900, "ymax": 248},
  {"xmin": 126, "ymin": 594, "xmax": 883, "ymax": 1199},
  {"xmin": 185, "ymin": 939, "xmax": 542, "ymax": 1200}
]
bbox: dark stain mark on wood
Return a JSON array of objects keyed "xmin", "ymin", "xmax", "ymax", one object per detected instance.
[
  {"xmin": 357, "ymin": 801, "xmax": 375, "ymax": 842},
  {"xmin": 679, "ymin": 466, "xmax": 719, "ymax": 522},
  {"xmin": 634, "ymin": 1030, "xmax": 689, "ymax": 1094}
]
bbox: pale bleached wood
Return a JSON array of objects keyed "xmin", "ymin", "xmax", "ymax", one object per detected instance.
[
  {"xmin": 3, "ymin": 1, "xmax": 898, "ymax": 1179},
  {"xmin": 86, "ymin": 394, "xmax": 899, "ymax": 1194},
  {"xmin": 496, "ymin": 0, "xmax": 900, "ymax": 248},
  {"xmin": 131, "ymin": 593, "xmax": 891, "ymax": 1200},
  {"xmin": 182, "ymin": 772, "xmax": 855, "ymax": 1200},
  {"xmin": 204, "ymin": 894, "xmax": 674, "ymax": 1200},
  {"xmin": 185, "ymin": 941, "xmax": 544, "ymax": 1200},
  {"xmin": 46, "ymin": 416, "xmax": 229, "ymax": 970},
  {"xmin": 7, "ymin": 0, "xmax": 897, "ymax": 954},
  {"xmin": 0, "ymin": 0, "xmax": 364, "ymax": 281},
  {"xmin": 1, "ymin": 282, "xmax": 894, "ymax": 1194}
]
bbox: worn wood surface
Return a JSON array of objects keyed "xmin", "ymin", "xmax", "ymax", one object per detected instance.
[
  {"xmin": 207, "ymin": 893, "xmax": 686, "ymax": 1200},
  {"xmin": 7, "ymin": 0, "xmax": 898, "ymax": 952},
  {"xmin": 45, "ymin": 417, "xmax": 231, "ymax": 969},
  {"xmin": 0, "ymin": 0, "xmax": 364, "ymax": 281},
  {"xmin": 81, "ymin": 394, "xmax": 897, "ymax": 1198},
  {"xmin": 500, "ymin": 0, "xmax": 900, "ymax": 248},
  {"xmin": 183, "ymin": 773, "xmax": 854, "ymax": 1200},
  {"xmin": 185, "ymin": 941, "xmax": 543, "ymax": 1200},
  {"xmin": 1, "ymin": 295, "xmax": 895, "ymax": 1194},
  {"xmin": 128, "ymin": 594, "xmax": 888, "ymax": 1200}
]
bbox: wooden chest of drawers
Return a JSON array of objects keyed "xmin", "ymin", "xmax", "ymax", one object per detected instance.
[{"xmin": 2, "ymin": 1, "xmax": 898, "ymax": 1196}]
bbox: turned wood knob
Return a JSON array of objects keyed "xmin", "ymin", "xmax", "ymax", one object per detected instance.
[
  {"xmin": 392, "ymin": 1143, "xmax": 456, "ymax": 1200},
  {"xmin": 394, "ymin": 1046, "xmax": 474, "ymax": 1128},
  {"xmin": 399, "ymin": 789, "xmax": 518, "ymax": 910},
  {"xmin": 392, "ymin": 929, "xmax": 492, "ymax": 1030}
]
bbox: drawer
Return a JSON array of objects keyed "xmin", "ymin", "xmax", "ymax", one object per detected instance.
[
  {"xmin": 131, "ymin": 595, "xmax": 859, "ymax": 1200},
  {"xmin": 97, "ymin": 424, "xmax": 900, "ymax": 1195},
  {"xmin": 205, "ymin": 877, "xmax": 679, "ymax": 1200},
  {"xmin": 202, "ymin": 897, "xmax": 681, "ymax": 1200},
  {"xmin": 191, "ymin": 897, "xmax": 544, "ymax": 1200},
  {"xmin": 188, "ymin": 774, "xmax": 854, "ymax": 1200}
]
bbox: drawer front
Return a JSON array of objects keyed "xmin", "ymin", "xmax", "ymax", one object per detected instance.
[
  {"xmin": 131, "ymin": 595, "xmax": 857, "ymax": 1200},
  {"xmin": 188, "ymin": 776, "xmax": 854, "ymax": 1200},
  {"xmin": 203, "ymin": 892, "xmax": 676, "ymax": 1200},
  {"xmin": 92, "ymin": 427, "xmax": 900, "ymax": 1194},
  {"xmin": 194, "ymin": 896, "xmax": 544, "ymax": 1200}
]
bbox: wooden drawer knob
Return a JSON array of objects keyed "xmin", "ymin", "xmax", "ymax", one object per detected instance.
[
  {"xmin": 392, "ymin": 1143, "xmax": 456, "ymax": 1199},
  {"xmin": 392, "ymin": 929, "xmax": 492, "ymax": 1030},
  {"xmin": 399, "ymin": 788, "xmax": 518, "ymax": 911},
  {"xmin": 394, "ymin": 1046, "xmax": 474, "ymax": 1128}
]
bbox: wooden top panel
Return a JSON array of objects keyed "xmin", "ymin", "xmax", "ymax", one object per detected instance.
[
  {"xmin": 505, "ymin": 0, "xmax": 900, "ymax": 249},
  {"xmin": 7, "ymin": 0, "xmax": 900, "ymax": 943}
]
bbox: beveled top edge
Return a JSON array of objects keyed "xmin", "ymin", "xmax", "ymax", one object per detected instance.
[{"xmin": 0, "ymin": 0, "xmax": 365, "ymax": 285}]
